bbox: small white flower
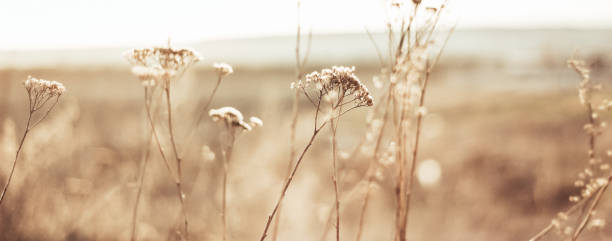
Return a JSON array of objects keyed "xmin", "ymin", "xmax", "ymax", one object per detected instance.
[
  {"xmin": 249, "ymin": 117, "xmax": 263, "ymax": 127},
  {"xmin": 214, "ymin": 63, "xmax": 233, "ymax": 77}
]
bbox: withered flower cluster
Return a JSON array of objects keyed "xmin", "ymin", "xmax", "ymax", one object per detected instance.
[
  {"xmin": 209, "ymin": 107, "xmax": 262, "ymax": 132},
  {"xmin": 293, "ymin": 66, "xmax": 373, "ymax": 109},
  {"xmin": 23, "ymin": 76, "xmax": 66, "ymax": 111},
  {"xmin": 124, "ymin": 47, "xmax": 202, "ymax": 87}
]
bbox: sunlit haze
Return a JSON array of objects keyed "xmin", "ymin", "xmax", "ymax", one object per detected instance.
[{"xmin": 1, "ymin": 0, "xmax": 611, "ymax": 50}]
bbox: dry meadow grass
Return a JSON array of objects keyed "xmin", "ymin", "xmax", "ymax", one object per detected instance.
[{"xmin": 2, "ymin": 1, "xmax": 612, "ymax": 241}]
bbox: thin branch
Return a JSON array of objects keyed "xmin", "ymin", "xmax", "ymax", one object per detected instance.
[
  {"xmin": 143, "ymin": 88, "xmax": 175, "ymax": 181},
  {"xmin": 330, "ymin": 113, "xmax": 342, "ymax": 241},
  {"xmin": 182, "ymin": 74, "xmax": 224, "ymax": 156},
  {"xmin": 272, "ymin": 1, "xmax": 308, "ymax": 239},
  {"xmin": 164, "ymin": 86, "xmax": 189, "ymax": 240},
  {"xmin": 356, "ymin": 89, "xmax": 393, "ymax": 241},
  {"xmin": 130, "ymin": 129, "xmax": 154, "ymax": 241},
  {"xmin": 402, "ymin": 59, "xmax": 432, "ymax": 238},
  {"xmin": 30, "ymin": 96, "xmax": 60, "ymax": 129},
  {"xmin": 300, "ymin": 30, "xmax": 313, "ymax": 71},
  {"xmin": 220, "ymin": 133, "xmax": 235, "ymax": 241},
  {"xmin": 570, "ymin": 177, "xmax": 611, "ymax": 241},
  {"xmin": 365, "ymin": 27, "xmax": 386, "ymax": 68},
  {"xmin": 527, "ymin": 187, "xmax": 599, "ymax": 241},
  {"xmin": 0, "ymin": 108, "xmax": 33, "ymax": 205},
  {"xmin": 259, "ymin": 119, "xmax": 328, "ymax": 241}
]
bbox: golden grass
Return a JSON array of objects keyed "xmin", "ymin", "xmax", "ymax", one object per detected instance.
[{"xmin": 1, "ymin": 1, "xmax": 612, "ymax": 241}]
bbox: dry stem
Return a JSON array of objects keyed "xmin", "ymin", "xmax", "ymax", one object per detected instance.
[
  {"xmin": 570, "ymin": 176, "xmax": 611, "ymax": 241},
  {"xmin": 164, "ymin": 86, "xmax": 189, "ymax": 240},
  {"xmin": 130, "ymin": 89, "xmax": 163, "ymax": 241},
  {"xmin": 330, "ymin": 116, "xmax": 341, "ymax": 241},
  {"xmin": 0, "ymin": 109, "xmax": 32, "ymax": 205},
  {"xmin": 527, "ymin": 180, "xmax": 606, "ymax": 241},
  {"xmin": 0, "ymin": 93, "xmax": 60, "ymax": 205},
  {"xmin": 182, "ymin": 74, "xmax": 224, "ymax": 156},
  {"xmin": 142, "ymin": 87, "xmax": 187, "ymax": 241},
  {"xmin": 356, "ymin": 89, "xmax": 393, "ymax": 241},
  {"xmin": 259, "ymin": 102, "xmax": 327, "ymax": 241},
  {"xmin": 271, "ymin": 1, "xmax": 311, "ymax": 239},
  {"xmin": 220, "ymin": 132, "xmax": 235, "ymax": 241}
]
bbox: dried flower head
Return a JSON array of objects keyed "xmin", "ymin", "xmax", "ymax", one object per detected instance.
[
  {"xmin": 131, "ymin": 65, "xmax": 163, "ymax": 87},
  {"xmin": 24, "ymin": 76, "xmax": 65, "ymax": 97},
  {"xmin": 293, "ymin": 66, "xmax": 374, "ymax": 109},
  {"xmin": 214, "ymin": 63, "xmax": 234, "ymax": 77},
  {"xmin": 209, "ymin": 107, "xmax": 254, "ymax": 131},
  {"xmin": 124, "ymin": 46, "xmax": 202, "ymax": 86},
  {"xmin": 249, "ymin": 116, "xmax": 263, "ymax": 127},
  {"xmin": 23, "ymin": 76, "xmax": 66, "ymax": 111}
]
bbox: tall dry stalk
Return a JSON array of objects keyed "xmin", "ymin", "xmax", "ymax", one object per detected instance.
[
  {"xmin": 329, "ymin": 115, "xmax": 341, "ymax": 241},
  {"xmin": 528, "ymin": 57, "xmax": 612, "ymax": 241},
  {"xmin": 125, "ymin": 45, "xmax": 202, "ymax": 240},
  {"xmin": 0, "ymin": 76, "xmax": 64, "ymax": 206},
  {"xmin": 209, "ymin": 106, "xmax": 262, "ymax": 241},
  {"xmin": 130, "ymin": 136, "xmax": 152, "ymax": 241},
  {"xmin": 355, "ymin": 90, "xmax": 392, "ymax": 241},
  {"xmin": 343, "ymin": 1, "xmax": 454, "ymax": 240},
  {"xmin": 182, "ymin": 62, "xmax": 233, "ymax": 157},
  {"xmin": 130, "ymin": 119, "xmax": 154, "ymax": 241},
  {"xmin": 259, "ymin": 100, "xmax": 327, "ymax": 241},
  {"xmin": 260, "ymin": 66, "xmax": 373, "ymax": 241},
  {"xmin": 163, "ymin": 81, "xmax": 190, "ymax": 239},
  {"xmin": 130, "ymin": 86, "xmax": 166, "ymax": 241},
  {"xmin": 271, "ymin": 1, "xmax": 312, "ymax": 240}
]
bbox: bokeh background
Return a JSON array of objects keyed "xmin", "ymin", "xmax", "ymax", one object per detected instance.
[{"xmin": 1, "ymin": 0, "xmax": 612, "ymax": 240}]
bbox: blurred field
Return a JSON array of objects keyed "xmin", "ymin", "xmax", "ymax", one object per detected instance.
[{"xmin": 1, "ymin": 30, "xmax": 612, "ymax": 241}]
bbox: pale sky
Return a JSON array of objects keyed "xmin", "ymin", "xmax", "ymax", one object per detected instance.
[{"xmin": 0, "ymin": 0, "xmax": 611, "ymax": 50}]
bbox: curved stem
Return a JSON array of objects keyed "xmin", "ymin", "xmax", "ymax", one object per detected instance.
[
  {"xmin": 259, "ymin": 121, "xmax": 327, "ymax": 241},
  {"xmin": 356, "ymin": 87, "xmax": 392, "ymax": 241},
  {"xmin": 130, "ymin": 131, "xmax": 153, "ymax": 241},
  {"xmin": 402, "ymin": 61, "xmax": 432, "ymax": 240},
  {"xmin": 571, "ymin": 177, "xmax": 611, "ymax": 241},
  {"xmin": 30, "ymin": 96, "xmax": 60, "ymax": 129},
  {"xmin": 355, "ymin": 176, "xmax": 374, "ymax": 241},
  {"xmin": 0, "ymin": 110, "xmax": 32, "ymax": 205},
  {"xmin": 143, "ymin": 88, "xmax": 174, "ymax": 179},
  {"xmin": 181, "ymin": 75, "xmax": 223, "ymax": 156}
]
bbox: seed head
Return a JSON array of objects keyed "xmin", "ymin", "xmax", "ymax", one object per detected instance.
[
  {"xmin": 295, "ymin": 66, "xmax": 374, "ymax": 108},
  {"xmin": 124, "ymin": 46, "xmax": 202, "ymax": 86},
  {"xmin": 131, "ymin": 66, "xmax": 163, "ymax": 87},
  {"xmin": 24, "ymin": 76, "xmax": 66, "ymax": 97},
  {"xmin": 249, "ymin": 116, "xmax": 263, "ymax": 127},
  {"xmin": 209, "ymin": 107, "xmax": 252, "ymax": 131},
  {"xmin": 214, "ymin": 63, "xmax": 234, "ymax": 77}
]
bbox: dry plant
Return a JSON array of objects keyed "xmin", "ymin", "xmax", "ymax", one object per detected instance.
[
  {"xmin": 209, "ymin": 106, "xmax": 262, "ymax": 241},
  {"xmin": 259, "ymin": 66, "xmax": 373, "ymax": 241},
  {"xmin": 184, "ymin": 62, "xmax": 233, "ymax": 151},
  {"xmin": 0, "ymin": 76, "xmax": 65, "ymax": 205},
  {"xmin": 528, "ymin": 57, "xmax": 611, "ymax": 241},
  {"xmin": 333, "ymin": 1, "xmax": 456, "ymax": 241},
  {"xmin": 125, "ymin": 45, "xmax": 202, "ymax": 241},
  {"xmin": 308, "ymin": 2, "xmax": 454, "ymax": 240},
  {"xmin": 271, "ymin": 1, "xmax": 312, "ymax": 240}
]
